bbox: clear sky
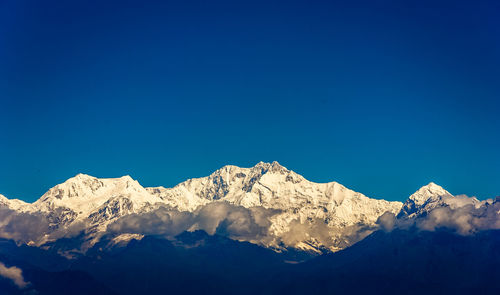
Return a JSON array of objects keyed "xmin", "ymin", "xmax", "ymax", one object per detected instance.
[{"xmin": 1, "ymin": 0, "xmax": 499, "ymax": 202}]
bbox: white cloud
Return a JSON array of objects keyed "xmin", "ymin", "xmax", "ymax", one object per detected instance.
[
  {"xmin": 106, "ymin": 202, "xmax": 279, "ymax": 243},
  {"xmin": 0, "ymin": 207, "xmax": 49, "ymax": 244},
  {"xmin": 383, "ymin": 196, "xmax": 500, "ymax": 235},
  {"xmin": 415, "ymin": 199, "xmax": 500, "ymax": 235},
  {"xmin": 0, "ymin": 261, "xmax": 29, "ymax": 289},
  {"xmin": 194, "ymin": 203, "xmax": 278, "ymax": 241},
  {"xmin": 376, "ymin": 212, "xmax": 396, "ymax": 231},
  {"xmin": 107, "ymin": 207, "xmax": 194, "ymax": 237}
]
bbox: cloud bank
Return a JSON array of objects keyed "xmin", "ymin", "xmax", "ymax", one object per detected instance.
[
  {"xmin": 377, "ymin": 196, "xmax": 500, "ymax": 235},
  {"xmin": 417, "ymin": 199, "xmax": 500, "ymax": 234},
  {"xmin": 107, "ymin": 202, "xmax": 279, "ymax": 243},
  {"xmin": 107, "ymin": 202, "xmax": 380, "ymax": 250},
  {"xmin": 0, "ymin": 207, "xmax": 49, "ymax": 244}
]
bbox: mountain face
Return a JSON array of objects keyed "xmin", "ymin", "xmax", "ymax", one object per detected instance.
[{"xmin": 0, "ymin": 162, "xmax": 402, "ymax": 252}]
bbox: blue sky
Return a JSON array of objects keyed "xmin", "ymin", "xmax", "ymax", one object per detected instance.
[{"xmin": 1, "ymin": 0, "xmax": 499, "ymax": 202}]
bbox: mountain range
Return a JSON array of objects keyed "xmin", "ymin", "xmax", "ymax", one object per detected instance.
[
  {"xmin": 0, "ymin": 162, "xmax": 498, "ymax": 294},
  {"xmin": 0, "ymin": 161, "xmax": 406, "ymax": 253}
]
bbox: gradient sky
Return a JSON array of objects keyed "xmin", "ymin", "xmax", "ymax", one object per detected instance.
[{"xmin": 1, "ymin": 0, "xmax": 499, "ymax": 202}]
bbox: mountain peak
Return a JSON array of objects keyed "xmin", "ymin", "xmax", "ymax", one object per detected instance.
[
  {"xmin": 408, "ymin": 182, "xmax": 452, "ymax": 205},
  {"xmin": 253, "ymin": 161, "xmax": 289, "ymax": 174},
  {"xmin": 398, "ymin": 182, "xmax": 453, "ymax": 218},
  {"xmin": 270, "ymin": 160, "xmax": 286, "ymax": 168},
  {"xmin": 422, "ymin": 182, "xmax": 442, "ymax": 189},
  {"xmin": 413, "ymin": 182, "xmax": 450, "ymax": 199},
  {"xmin": 69, "ymin": 173, "xmax": 96, "ymax": 182},
  {"xmin": 118, "ymin": 175, "xmax": 134, "ymax": 182},
  {"xmin": 58, "ymin": 173, "xmax": 102, "ymax": 190},
  {"xmin": 75, "ymin": 172, "xmax": 92, "ymax": 177},
  {"xmin": 254, "ymin": 161, "xmax": 271, "ymax": 169}
]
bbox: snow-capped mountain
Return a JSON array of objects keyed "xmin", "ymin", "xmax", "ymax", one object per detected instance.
[
  {"xmin": 398, "ymin": 182, "xmax": 484, "ymax": 219},
  {"xmin": 6, "ymin": 161, "xmax": 491, "ymax": 253},
  {"xmin": 398, "ymin": 182, "xmax": 454, "ymax": 218},
  {"xmin": 31, "ymin": 174, "xmax": 164, "ymax": 231},
  {"xmin": 0, "ymin": 194, "xmax": 28, "ymax": 211},
  {"xmin": 146, "ymin": 161, "xmax": 402, "ymax": 251}
]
